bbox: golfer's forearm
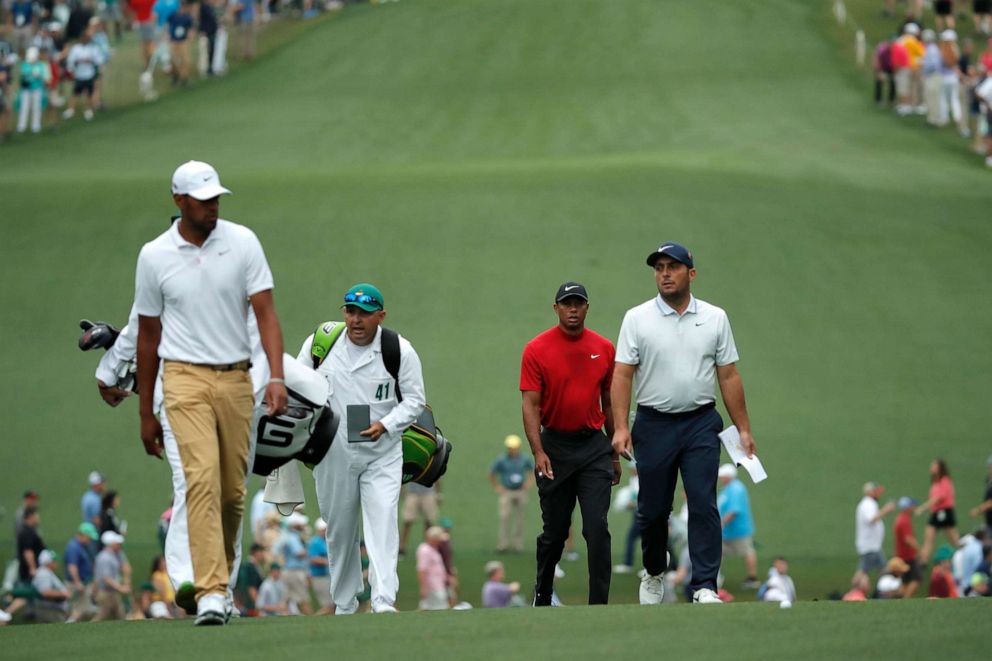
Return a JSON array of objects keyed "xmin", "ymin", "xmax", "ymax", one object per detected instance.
[
  {"xmin": 602, "ymin": 388, "xmax": 616, "ymax": 439},
  {"xmin": 136, "ymin": 316, "xmax": 161, "ymax": 416},
  {"xmin": 251, "ymin": 290, "xmax": 285, "ymax": 379},
  {"xmin": 610, "ymin": 368, "xmax": 634, "ymax": 432},
  {"xmin": 718, "ymin": 367, "xmax": 751, "ymax": 433},
  {"xmin": 521, "ymin": 393, "xmax": 544, "ymax": 455}
]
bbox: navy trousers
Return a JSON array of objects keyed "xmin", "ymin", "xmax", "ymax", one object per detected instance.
[{"xmin": 633, "ymin": 404, "xmax": 723, "ymax": 593}]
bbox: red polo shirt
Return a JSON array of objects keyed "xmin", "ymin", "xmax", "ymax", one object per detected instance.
[
  {"xmin": 893, "ymin": 511, "xmax": 916, "ymax": 562},
  {"xmin": 520, "ymin": 326, "xmax": 615, "ymax": 432}
]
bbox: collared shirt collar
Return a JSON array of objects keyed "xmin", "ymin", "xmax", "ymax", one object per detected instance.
[
  {"xmin": 655, "ymin": 294, "xmax": 697, "ymax": 316},
  {"xmin": 168, "ymin": 217, "xmax": 225, "ymax": 250}
]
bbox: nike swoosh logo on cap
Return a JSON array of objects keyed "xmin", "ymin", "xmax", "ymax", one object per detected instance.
[{"xmin": 564, "ymin": 285, "xmax": 579, "ymax": 291}]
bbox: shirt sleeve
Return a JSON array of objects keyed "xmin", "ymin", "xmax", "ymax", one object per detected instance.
[
  {"xmin": 133, "ymin": 245, "xmax": 164, "ymax": 317},
  {"xmin": 714, "ymin": 310, "xmax": 740, "ymax": 366},
  {"xmin": 490, "ymin": 458, "xmax": 502, "ymax": 476},
  {"xmin": 519, "ymin": 343, "xmax": 543, "ymax": 392},
  {"xmin": 615, "ymin": 311, "xmax": 639, "ymax": 365},
  {"xmin": 296, "ymin": 333, "xmax": 315, "ymax": 366},
  {"xmin": 242, "ymin": 230, "xmax": 275, "ymax": 298},
  {"xmin": 379, "ymin": 338, "xmax": 427, "ymax": 435},
  {"xmin": 95, "ymin": 304, "xmax": 140, "ymax": 385},
  {"xmin": 603, "ymin": 340, "xmax": 616, "ymax": 389}
]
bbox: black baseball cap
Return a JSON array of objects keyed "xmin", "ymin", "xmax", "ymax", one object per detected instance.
[
  {"xmin": 555, "ymin": 281, "xmax": 589, "ymax": 303},
  {"xmin": 646, "ymin": 242, "xmax": 693, "ymax": 268}
]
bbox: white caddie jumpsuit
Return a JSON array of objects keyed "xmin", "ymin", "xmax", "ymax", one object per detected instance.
[{"xmin": 297, "ymin": 326, "xmax": 425, "ymax": 614}]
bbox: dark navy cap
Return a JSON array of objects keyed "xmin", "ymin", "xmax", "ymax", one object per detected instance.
[
  {"xmin": 555, "ymin": 281, "xmax": 589, "ymax": 303},
  {"xmin": 646, "ymin": 242, "xmax": 693, "ymax": 268}
]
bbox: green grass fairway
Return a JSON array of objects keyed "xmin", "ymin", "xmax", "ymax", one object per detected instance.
[
  {"xmin": 1, "ymin": 0, "xmax": 991, "ymax": 633},
  {"xmin": 2, "ymin": 601, "xmax": 988, "ymax": 661}
]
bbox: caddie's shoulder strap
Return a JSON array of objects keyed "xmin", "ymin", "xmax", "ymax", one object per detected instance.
[
  {"xmin": 310, "ymin": 321, "xmax": 346, "ymax": 369},
  {"xmin": 380, "ymin": 327, "xmax": 403, "ymax": 403},
  {"xmin": 310, "ymin": 323, "xmax": 404, "ymax": 402}
]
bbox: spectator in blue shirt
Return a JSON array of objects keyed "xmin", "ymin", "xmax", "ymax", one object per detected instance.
[
  {"xmin": 65, "ymin": 522, "xmax": 99, "ymax": 622},
  {"xmin": 308, "ymin": 518, "xmax": 332, "ymax": 614},
  {"xmin": 718, "ymin": 463, "xmax": 758, "ymax": 588},
  {"xmin": 277, "ymin": 513, "xmax": 311, "ymax": 614},
  {"xmin": 489, "ymin": 435, "xmax": 535, "ymax": 553},
  {"xmin": 81, "ymin": 471, "xmax": 106, "ymax": 528}
]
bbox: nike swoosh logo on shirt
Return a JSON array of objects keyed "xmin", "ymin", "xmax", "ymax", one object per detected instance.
[
  {"xmin": 590, "ymin": 354, "xmax": 601, "ymax": 359},
  {"xmin": 695, "ymin": 322, "xmax": 704, "ymax": 326},
  {"xmin": 217, "ymin": 249, "xmax": 230, "ymax": 255}
]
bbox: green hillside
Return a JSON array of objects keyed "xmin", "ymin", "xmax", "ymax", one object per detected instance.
[{"xmin": 1, "ymin": 0, "xmax": 989, "ymax": 613}]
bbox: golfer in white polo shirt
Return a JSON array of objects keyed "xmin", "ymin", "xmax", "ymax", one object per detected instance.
[
  {"xmin": 134, "ymin": 160, "xmax": 288, "ymax": 625},
  {"xmin": 611, "ymin": 241, "xmax": 757, "ymax": 605}
]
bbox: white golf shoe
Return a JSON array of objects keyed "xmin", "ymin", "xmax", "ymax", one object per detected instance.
[
  {"xmin": 692, "ymin": 588, "xmax": 722, "ymax": 604},
  {"xmin": 194, "ymin": 593, "xmax": 227, "ymax": 625},
  {"xmin": 639, "ymin": 573, "xmax": 665, "ymax": 605}
]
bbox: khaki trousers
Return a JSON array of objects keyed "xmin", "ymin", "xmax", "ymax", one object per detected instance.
[
  {"xmin": 498, "ymin": 490, "xmax": 528, "ymax": 551},
  {"xmin": 93, "ymin": 591, "xmax": 125, "ymax": 621},
  {"xmin": 163, "ymin": 362, "xmax": 253, "ymax": 601}
]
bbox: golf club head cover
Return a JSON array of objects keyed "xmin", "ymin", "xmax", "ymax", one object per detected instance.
[{"xmin": 78, "ymin": 319, "xmax": 121, "ymax": 351}]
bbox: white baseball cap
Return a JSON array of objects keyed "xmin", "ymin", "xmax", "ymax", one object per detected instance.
[
  {"xmin": 287, "ymin": 512, "xmax": 308, "ymax": 528},
  {"xmin": 315, "ymin": 518, "xmax": 327, "ymax": 532},
  {"xmin": 718, "ymin": 463, "xmax": 738, "ymax": 479},
  {"xmin": 38, "ymin": 549, "xmax": 56, "ymax": 565},
  {"xmin": 88, "ymin": 470, "xmax": 105, "ymax": 486},
  {"xmin": 101, "ymin": 530, "xmax": 125, "ymax": 546},
  {"xmin": 876, "ymin": 574, "xmax": 902, "ymax": 593},
  {"xmin": 171, "ymin": 161, "xmax": 232, "ymax": 201}
]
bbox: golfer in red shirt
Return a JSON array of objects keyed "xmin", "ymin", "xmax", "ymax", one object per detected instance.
[{"xmin": 520, "ymin": 281, "xmax": 619, "ymax": 606}]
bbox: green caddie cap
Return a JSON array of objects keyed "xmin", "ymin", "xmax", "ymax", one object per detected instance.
[{"xmin": 341, "ymin": 283, "xmax": 384, "ymax": 312}]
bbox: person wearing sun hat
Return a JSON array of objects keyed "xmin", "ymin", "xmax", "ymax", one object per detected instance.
[
  {"xmin": 490, "ymin": 434, "xmax": 535, "ymax": 554},
  {"xmin": 298, "ymin": 282, "xmax": 426, "ymax": 615}
]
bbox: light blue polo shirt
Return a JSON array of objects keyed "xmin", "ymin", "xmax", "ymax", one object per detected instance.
[{"xmin": 718, "ymin": 479, "xmax": 754, "ymax": 540}]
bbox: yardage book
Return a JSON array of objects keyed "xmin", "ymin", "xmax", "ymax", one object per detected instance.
[{"xmin": 719, "ymin": 426, "xmax": 768, "ymax": 484}]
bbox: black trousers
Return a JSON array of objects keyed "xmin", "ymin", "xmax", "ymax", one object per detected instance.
[
  {"xmin": 534, "ymin": 428, "xmax": 613, "ymax": 605},
  {"xmin": 633, "ymin": 404, "xmax": 723, "ymax": 593}
]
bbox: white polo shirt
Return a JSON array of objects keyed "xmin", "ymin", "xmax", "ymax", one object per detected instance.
[
  {"xmin": 855, "ymin": 496, "xmax": 884, "ymax": 554},
  {"xmin": 616, "ymin": 295, "xmax": 738, "ymax": 413},
  {"xmin": 134, "ymin": 219, "xmax": 274, "ymax": 365}
]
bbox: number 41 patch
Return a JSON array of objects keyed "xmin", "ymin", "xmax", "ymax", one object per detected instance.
[{"xmin": 375, "ymin": 382, "xmax": 390, "ymax": 401}]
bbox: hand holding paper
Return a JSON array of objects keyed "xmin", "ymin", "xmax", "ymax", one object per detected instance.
[{"xmin": 719, "ymin": 425, "xmax": 768, "ymax": 484}]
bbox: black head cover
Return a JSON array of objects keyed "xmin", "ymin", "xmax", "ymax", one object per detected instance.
[{"xmin": 78, "ymin": 319, "xmax": 121, "ymax": 351}]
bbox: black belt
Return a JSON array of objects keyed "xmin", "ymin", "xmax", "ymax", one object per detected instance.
[
  {"xmin": 166, "ymin": 360, "xmax": 251, "ymax": 372},
  {"xmin": 542, "ymin": 428, "xmax": 602, "ymax": 439},
  {"xmin": 636, "ymin": 401, "xmax": 715, "ymax": 420}
]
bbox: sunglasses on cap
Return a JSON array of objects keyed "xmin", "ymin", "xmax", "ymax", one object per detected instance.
[{"xmin": 343, "ymin": 293, "xmax": 382, "ymax": 306}]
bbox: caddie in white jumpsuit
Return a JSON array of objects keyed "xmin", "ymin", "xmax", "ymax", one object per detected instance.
[
  {"xmin": 94, "ymin": 299, "xmax": 268, "ymax": 613},
  {"xmin": 297, "ymin": 283, "xmax": 426, "ymax": 614}
]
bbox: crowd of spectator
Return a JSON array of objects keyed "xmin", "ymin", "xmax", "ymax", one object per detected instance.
[
  {"xmin": 871, "ymin": 4, "xmax": 992, "ymax": 167},
  {"xmin": 0, "ymin": 0, "xmax": 353, "ymax": 141},
  {"xmin": 1, "ymin": 471, "xmax": 141, "ymax": 625},
  {"xmin": 3, "ymin": 452, "xmax": 988, "ymax": 623},
  {"xmin": 849, "ymin": 455, "xmax": 992, "ymax": 601}
]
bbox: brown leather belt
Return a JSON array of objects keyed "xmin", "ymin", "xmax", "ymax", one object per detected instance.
[{"xmin": 166, "ymin": 360, "xmax": 251, "ymax": 372}]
